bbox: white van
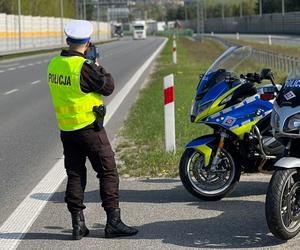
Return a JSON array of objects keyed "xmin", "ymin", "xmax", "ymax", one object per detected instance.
[{"xmin": 132, "ymin": 22, "xmax": 146, "ymax": 40}]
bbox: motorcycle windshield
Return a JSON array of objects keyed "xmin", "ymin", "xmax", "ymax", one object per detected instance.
[
  {"xmin": 277, "ymin": 68, "xmax": 300, "ymax": 108},
  {"xmin": 196, "ymin": 46, "xmax": 252, "ymax": 97}
]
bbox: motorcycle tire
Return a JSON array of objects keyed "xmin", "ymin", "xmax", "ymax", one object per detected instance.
[
  {"xmin": 266, "ymin": 169, "xmax": 300, "ymax": 240},
  {"xmin": 179, "ymin": 147, "xmax": 241, "ymax": 201}
]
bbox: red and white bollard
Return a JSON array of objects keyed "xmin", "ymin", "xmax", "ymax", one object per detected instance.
[
  {"xmin": 268, "ymin": 35, "xmax": 272, "ymax": 45},
  {"xmin": 172, "ymin": 38, "xmax": 177, "ymax": 64},
  {"xmin": 164, "ymin": 74, "xmax": 176, "ymax": 153}
]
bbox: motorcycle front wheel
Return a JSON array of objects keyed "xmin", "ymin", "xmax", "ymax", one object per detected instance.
[
  {"xmin": 179, "ymin": 147, "xmax": 241, "ymax": 201},
  {"xmin": 266, "ymin": 169, "xmax": 300, "ymax": 240}
]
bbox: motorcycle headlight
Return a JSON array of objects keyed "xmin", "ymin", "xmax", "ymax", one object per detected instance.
[
  {"xmin": 191, "ymin": 100, "xmax": 213, "ymax": 122},
  {"xmin": 284, "ymin": 113, "xmax": 300, "ymax": 132}
]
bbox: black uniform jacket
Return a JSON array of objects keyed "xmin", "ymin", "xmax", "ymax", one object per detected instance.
[{"xmin": 60, "ymin": 50, "xmax": 114, "ymax": 96}]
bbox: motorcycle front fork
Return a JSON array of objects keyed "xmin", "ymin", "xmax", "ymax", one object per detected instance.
[
  {"xmin": 210, "ymin": 132, "xmax": 226, "ymax": 171},
  {"xmin": 284, "ymin": 140, "xmax": 291, "ymax": 157}
]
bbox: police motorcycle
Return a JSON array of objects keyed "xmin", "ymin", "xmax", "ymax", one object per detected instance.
[
  {"xmin": 266, "ymin": 68, "xmax": 300, "ymax": 240},
  {"xmin": 179, "ymin": 46, "xmax": 284, "ymax": 201}
]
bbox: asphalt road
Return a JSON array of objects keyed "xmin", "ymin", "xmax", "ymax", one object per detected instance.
[
  {"xmin": 213, "ymin": 33, "xmax": 300, "ymax": 46},
  {"xmin": 16, "ymin": 175, "xmax": 300, "ymax": 249},
  {"xmin": 0, "ymin": 36, "xmax": 165, "ymax": 229}
]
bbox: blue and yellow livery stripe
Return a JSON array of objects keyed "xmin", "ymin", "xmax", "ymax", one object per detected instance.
[
  {"xmin": 194, "ymin": 84, "xmax": 241, "ymax": 122},
  {"xmin": 206, "ymin": 94, "xmax": 272, "ymax": 139}
]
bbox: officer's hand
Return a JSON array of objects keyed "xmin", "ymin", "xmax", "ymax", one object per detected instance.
[{"xmin": 95, "ymin": 58, "xmax": 101, "ymax": 67}]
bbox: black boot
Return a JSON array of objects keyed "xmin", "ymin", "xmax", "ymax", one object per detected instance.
[
  {"xmin": 71, "ymin": 211, "xmax": 89, "ymax": 240},
  {"xmin": 105, "ymin": 208, "xmax": 138, "ymax": 238}
]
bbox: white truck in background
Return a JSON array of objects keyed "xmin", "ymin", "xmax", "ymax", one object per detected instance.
[
  {"xmin": 132, "ymin": 21, "xmax": 146, "ymax": 40},
  {"xmin": 112, "ymin": 22, "xmax": 123, "ymax": 38}
]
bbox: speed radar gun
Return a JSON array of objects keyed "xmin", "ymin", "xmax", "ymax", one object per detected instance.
[
  {"xmin": 85, "ymin": 43, "xmax": 106, "ymax": 131},
  {"xmin": 85, "ymin": 43, "xmax": 100, "ymax": 62}
]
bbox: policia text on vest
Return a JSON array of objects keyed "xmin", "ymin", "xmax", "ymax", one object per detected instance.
[{"xmin": 48, "ymin": 73, "xmax": 71, "ymax": 86}]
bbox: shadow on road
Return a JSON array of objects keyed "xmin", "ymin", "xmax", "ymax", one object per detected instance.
[
  {"xmin": 0, "ymin": 199, "xmax": 284, "ymax": 248},
  {"xmin": 127, "ymin": 200, "xmax": 284, "ymax": 249},
  {"xmin": 2, "ymin": 179, "xmax": 287, "ymax": 248},
  {"xmin": 30, "ymin": 180, "xmax": 269, "ymax": 204}
]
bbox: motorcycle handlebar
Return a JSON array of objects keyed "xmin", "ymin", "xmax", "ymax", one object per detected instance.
[
  {"xmin": 241, "ymin": 71, "xmax": 279, "ymax": 94},
  {"xmin": 240, "ymin": 72, "xmax": 262, "ymax": 84}
]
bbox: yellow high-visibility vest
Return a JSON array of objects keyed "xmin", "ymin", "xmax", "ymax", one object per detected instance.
[{"xmin": 47, "ymin": 55, "xmax": 103, "ymax": 131}]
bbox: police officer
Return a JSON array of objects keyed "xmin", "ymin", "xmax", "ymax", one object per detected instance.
[{"xmin": 47, "ymin": 20, "xmax": 138, "ymax": 240}]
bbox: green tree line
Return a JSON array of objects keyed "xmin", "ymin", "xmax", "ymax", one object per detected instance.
[
  {"xmin": 261, "ymin": 0, "xmax": 300, "ymax": 13},
  {"xmin": 0, "ymin": 0, "xmax": 76, "ymax": 18},
  {"xmin": 166, "ymin": 0, "xmax": 300, "ymax": 21}
]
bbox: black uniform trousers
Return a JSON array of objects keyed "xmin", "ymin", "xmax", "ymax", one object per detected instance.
[{"xmin": 60, "ymin": 127, "xmax": 119, "ymax": 214}]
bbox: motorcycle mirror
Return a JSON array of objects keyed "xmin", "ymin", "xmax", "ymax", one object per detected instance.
[
  {"xmin": 196, "ymin": 74, "xmax": 204, "ymax": 90},
  {"xmin": 261, "ymin": 68, "xmax": 273, "ymax": 80},
  {"xmin": 261, "ymin": 68, "xmax": 279, "ymax": 93},
  {"xmin": 225, "ymin": 73, "xmax": 236, "ymax": 87}
]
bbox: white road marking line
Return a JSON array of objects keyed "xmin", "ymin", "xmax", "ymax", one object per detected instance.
[
  {"xmin": 3, "ymin": 89, "xmax": 19, "ymax": 95},
  {"xmin": 7, "ymin": 67, "xmax": 16, "ymax": 71},
  {"xmin": 0, "ymin": 160, "xmax": 66, "ymax": 250},
  {"xmin": 43, "ymin": 60, "xmax": 49, "ymax": 63},
  {"xmin": 0, "ymin": 38, "xmax": 167, "ymax": 250},
  {"xmin": 18, "ymin": 65, "xmax": 26, "ymax": 69},
  {"xmin": 27, "ymin": 63, "xmax": 34, "ymax": 66},
  {"xmin": 0, "ymin": 70, "xmax": 4, "ymax": 73},
  {"xmin": 0, "ymin": 63, "xmax": 19, "ymax": 68},
  {"xmin": 30, "ymin": 80, "xmax": 41, "ymax": 85},
  {"xmin": 36, "ymin": 61, "xmax": 42, "ymax": 64}
]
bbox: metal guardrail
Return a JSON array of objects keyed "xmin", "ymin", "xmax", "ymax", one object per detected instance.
[
  {"xmin": 252, "ymin": 50, "xmax": 300, "ymax": 73},
  {"xmin": 0, "ymin": 44, "xmax": 67, "ymax": 57},
  {"xmin": 203, "ymin": 35, "xmax": 300, "ymax": 73}
]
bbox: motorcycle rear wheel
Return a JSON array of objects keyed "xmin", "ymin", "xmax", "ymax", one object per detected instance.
[
  {"xmin": 266, "ymin": 168, "xmax": 300, "ymax": 240},
  {"xmin": 179, "ymin": 147, "xmax": 241, "ymax": 201}
]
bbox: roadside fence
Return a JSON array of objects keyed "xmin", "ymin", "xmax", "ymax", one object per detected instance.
[
  {"xmin": 0, "ymin": 12, "xmax": 111, "ymax": 55},
  {"xmin": 204, "ymin": 11, "xmax": 300, "ymax": 35},
  {"xmin": 206, "ymin": 35, "xmax": 300, "ymax": 74}
]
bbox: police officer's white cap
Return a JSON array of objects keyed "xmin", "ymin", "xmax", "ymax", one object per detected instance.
[{"xmin": 64, "ymin": 20, "xmax": 93, "ymax": 40}]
